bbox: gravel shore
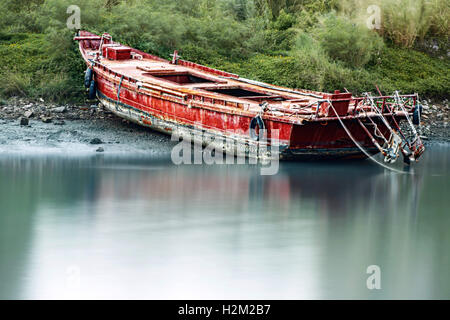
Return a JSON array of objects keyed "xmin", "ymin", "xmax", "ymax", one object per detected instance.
[
  {"xmin": 0, "ymin": 97, "xmax": 448, "ymax": 155},
  {"xmin": 0, "ymin": 97, "xmax": 174, "ymax": 157},
  {"xmin": 419, "ymin": 99, "xmax": 450, "ymax": 142}
]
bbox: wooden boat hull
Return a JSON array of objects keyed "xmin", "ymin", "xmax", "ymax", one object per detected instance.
[
  {"xmin": 96, "ymin": 79, "xmax": 384, "ymax": 160},
  {"xmin": 75, "ymin": 31, "xmax": 421, "ymax": 162}
]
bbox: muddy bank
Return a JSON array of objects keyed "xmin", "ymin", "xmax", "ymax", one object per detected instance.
[
  {"xmin": 0, "ymin": 97, "xmax": 449, "ymax": 153},
  {"xmin": 0, "ymin": 97, "xmax": 119, "ymax": 122},
  {"xmin": 418, "ymin": 99, "xmax": 450, "ymax": 143},
  {"xmin": 0, "ymin": 97, "xmax": 175, "ymax": 157}
]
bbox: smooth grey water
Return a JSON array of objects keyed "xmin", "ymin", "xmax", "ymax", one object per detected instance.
[{"xmin": 0, "ymin": 144, "xmax": 449, "ymax": 299}]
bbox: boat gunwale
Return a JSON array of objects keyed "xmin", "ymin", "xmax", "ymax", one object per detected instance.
[{"xmin": 77, "ymin": 33, "xmax": 413, "ymax": 126}]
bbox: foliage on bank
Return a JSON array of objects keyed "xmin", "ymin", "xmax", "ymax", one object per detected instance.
[{"xmin": 0, "ymin": 0, "xmax": 448, "ymax": 102}]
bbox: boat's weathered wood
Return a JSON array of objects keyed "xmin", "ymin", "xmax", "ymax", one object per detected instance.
[
  {"xmin": 73, "ymin": 36, "xmax": 102, "ymax": 41},
  {"xmin": 74, "ymin": 31, "xmax": 423, "ymax": 161}
]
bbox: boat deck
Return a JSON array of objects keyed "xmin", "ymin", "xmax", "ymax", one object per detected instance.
[{"xmin": 84, "ymin": 47, "xmax": 324, "ymax": 116}]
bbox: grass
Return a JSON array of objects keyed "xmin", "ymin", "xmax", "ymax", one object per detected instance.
[
  {"xmin": 197, "ymin": 46, "xmax": 449, "ymax": 98},
  {"xmin": 0, "ymin": 33, "xmax": 85, "ymax": 102},
  {"xmin": 0, "ymin": 0, "xmax": 448, "ymax": 102},
  {"xmin": 367, "ymin": 46, "xmax": 450, "ymax": 98},
  {"xmin": 0, "ymin": 32, "xmax": 448, "ymax": 103}
]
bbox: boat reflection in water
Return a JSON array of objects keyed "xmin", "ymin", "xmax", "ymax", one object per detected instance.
[{"xmin": 0, "ymin": 144, "xmax": 448, "ymax": 299}]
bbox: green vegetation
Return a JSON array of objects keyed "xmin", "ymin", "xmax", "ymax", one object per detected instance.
[
  {"xmin": 0, "ymin": 32, "xmax": 84, "ymax": 101},
  {"xmin": 0, "ymin": 0, "xmax": 448, "ymax": 102}
]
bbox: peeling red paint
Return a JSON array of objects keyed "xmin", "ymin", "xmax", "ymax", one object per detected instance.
[{"xmin": 75, "ymin": 31, "xmax": 423, "ymax": 160}]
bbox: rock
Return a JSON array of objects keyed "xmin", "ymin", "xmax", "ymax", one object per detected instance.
[
  {"xmin": 96, "ymin": 147, "xmax": 104, "ymax": 153},
  {"xmin": 24, "ymin": 110, "xmax": 33, "ymax": 118},
  {"xmin": 90, "ymin": 138, "xmax": 103, "ymax": 145},
  {"xmin": 52, "ymin": 106, "xmax": 66, "ymax": 113},
  {"xmin": 41, "ymin": 116, "xmax": 52, "ymax": 123},
  {"xmin": 54, "ymin": 120, "xmax": 65, "ymax": 126},
  {"xmin": 19, "ymin": 117, "xmax": 29, "ymax": 126}
]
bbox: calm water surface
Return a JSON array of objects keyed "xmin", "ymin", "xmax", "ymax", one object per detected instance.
[{"xmin": 0, "ymin": 144, "xmax": 449, "ymax": 299}]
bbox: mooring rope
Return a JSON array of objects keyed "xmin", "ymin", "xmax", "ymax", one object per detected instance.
[
  {"xmin": 328, "ymin": 102, "xmax": 408, "ymax": 174},
  {"xmin": 394, "ymin": 91, "xmax": 421, "ymax": 140}
]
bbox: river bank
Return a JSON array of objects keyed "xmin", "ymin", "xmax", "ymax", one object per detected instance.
[
  {"xmin": 0, "ymin": 97, "xmax": 449, "ymax": 154},
  {"xmin": 0, "ymin": 97, "xmax": 174, "ymax": 156}
]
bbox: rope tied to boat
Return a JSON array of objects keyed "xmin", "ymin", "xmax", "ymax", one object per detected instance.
[
  {"xmin": 393, "ymin": 91, "xmax": 425, "ymax": 160},
  {"xmin": 117, "ymin": 75, "xmax": 124, "ymax": 102},
  {"xmin": 327, "ymin": 99, "xmax": 409, "ymax": 174}
]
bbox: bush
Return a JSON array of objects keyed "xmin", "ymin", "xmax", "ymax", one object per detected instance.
[
  {"xmin": 313, "ymin": 13, "xmax": 384, "ymax": 67},
  {"xmin": 0, "ymin": 32, "xmax": 84, "ymax": 102},
  {"xmin": 338, "ymin": 0, "xmax": 449, "ymax": 48},
  {"xmin": 368, "ymin": 46, "xmax": 450, "ymax": 98},
  {"xmin": 0, "ymin": 0, "xmax": 448, "ymax": 102},
  {"xmin": 381, "ymin": 0, "xmax": 431, "ymax": 48},
  {"xmin": 0, "ymin": 72, "xmax": 32, "ymax": 97},
  {"xmin": 35, "ymin": 72, "xmax": 78, "ymax": 101},
  {"xmin": 426, "ymin": 0, "xmax": 450, "ymax": 40},
  {"xmin": 211, "ymin": 30, "xmax": 448, "ymax": 98}
]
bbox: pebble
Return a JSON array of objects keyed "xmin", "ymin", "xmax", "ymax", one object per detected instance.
[
  {"xmin": 41, "ymin": 116, "xmax": 52, "ymax": 123},
  {"xmin": 24, "ymin": 110, "xmax": 33, "ymax": 118},
  {"xmin": 90, "ymin": 138, "xmax": 103, "ymax": 145},
  {"xmin": 19, "ymin": 117, "xmax": 29, "ymax": 126},
  {"xmin": 52, "ymin": 106, "xmax": 66, "ymax": 113}
]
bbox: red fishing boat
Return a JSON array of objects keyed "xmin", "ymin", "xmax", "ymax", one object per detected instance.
[{"xmin": 74, "ymin": 31, "xmax": 425, "ymax": 163}]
